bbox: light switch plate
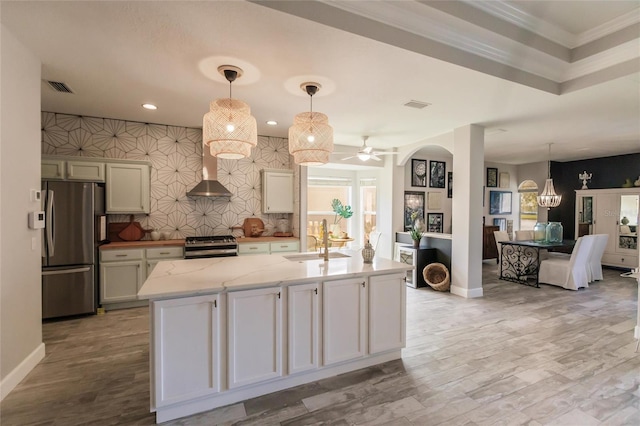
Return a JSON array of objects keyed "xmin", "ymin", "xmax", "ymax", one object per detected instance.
[{"xmin": 30, "ymin": 189, "xmax": 41, "ymax": 202}]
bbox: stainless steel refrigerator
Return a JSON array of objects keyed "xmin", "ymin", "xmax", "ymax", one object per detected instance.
[{"xmin": 41, "ymin": 181, "xmax": 104, "ymax": 319}]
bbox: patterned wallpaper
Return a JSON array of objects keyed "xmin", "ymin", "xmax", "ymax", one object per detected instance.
[{"xmin": 41, "ymin": 112, "xmax": 298, "ymax": 239}]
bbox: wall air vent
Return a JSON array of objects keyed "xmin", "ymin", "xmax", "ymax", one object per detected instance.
[
  {"xmin": 403, "ymin": 100, "xmax": 431, "ymax": 109},
  {"xmin": 45, "ymin": 80, "xmax": 74, "ymax": 94}
]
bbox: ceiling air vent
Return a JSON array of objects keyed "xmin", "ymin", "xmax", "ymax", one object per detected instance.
[
  {"xmin": 403, "ymin": 100, "xmax": 431, "ymax": 109},
  {"xmin": 45, "ymin": 80, "xmax": 74, "ymax": 94}
]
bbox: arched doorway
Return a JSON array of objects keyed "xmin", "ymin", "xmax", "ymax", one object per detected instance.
[{"xmin": 518, "ymin": 180, "xmax": 538, "ymax": 230}]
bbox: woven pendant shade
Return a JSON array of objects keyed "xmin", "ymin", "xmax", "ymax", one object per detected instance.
[
  {"xmin": 288, "ymin": 111, "xmax": 334, "ymax": 166},
  {"xmin": 203, "ymin": 98, "xmax": 257, "ymax": 159},
  {"xmin": 537, "ymin": 178, "xmax": 562, "ymax": 208}
]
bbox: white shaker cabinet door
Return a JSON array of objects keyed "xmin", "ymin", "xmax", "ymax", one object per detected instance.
[
  {"xmin": 228, "ymin": 287, "xmax": 283, "ymax": 388},
  {"xmin": 262, "ymin": 169, "xmax": 294, "ymax": 213},
  {"xmin": 322, "ymin": 277, "xmax": 366, "ymax": 366},
  {"xmin": 152, "ymin": 294, "xmax": 220, "ymax": 408},
  {"xmin": 288, "ymin": 282, "xmax": 320, "ymax": 375},
  {"xmin": 100, "ymin": 260, "xmax": 145, "ymax": 303},
  {"xmin": 369, "ymin": 273, "xmax": 406, "ymax": 354},
  {"xmin": 105, "ymin": 163, "xmax": 150, "ymax": 213}
]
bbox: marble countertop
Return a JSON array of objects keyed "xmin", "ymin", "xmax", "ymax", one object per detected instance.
[{"xmin": 138, "ymin": 251, "xmax": 413, "ymax": 300}]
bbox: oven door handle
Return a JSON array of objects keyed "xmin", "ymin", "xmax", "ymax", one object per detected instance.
[{"xmin": 184, "ymin": 249, "xmax": 238, "ymax": 258}]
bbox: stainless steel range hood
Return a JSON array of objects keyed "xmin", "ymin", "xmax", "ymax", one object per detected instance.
[{"xmin": 186, "ymin": 147, "xmax": 232, "ymax": 198}]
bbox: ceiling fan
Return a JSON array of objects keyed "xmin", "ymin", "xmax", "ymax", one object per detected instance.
[{"xmin": 339, "ymin": 136, "xmax": 397, "ymax": 162}]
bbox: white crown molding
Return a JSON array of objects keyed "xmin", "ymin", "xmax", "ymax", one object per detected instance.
[
  {"xmin": 564, "ymin": 39, "xmax": 640, "ymax": 81},
  {"xmin": 464, "ymin": 0, "xmax": 578, "ymax": 47},
  {"xmin": 577, "ymin": 8, "xmax": 640, "ymax": 46},
  {"xmin": 324, "ymin": 0, "xmax": 638, "ymax": 84}
]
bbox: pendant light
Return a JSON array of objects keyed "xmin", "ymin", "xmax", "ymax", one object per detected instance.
[
  {"xmin": 288, "ymin": 82, "xmax": 334, "ymax": 166},
  {"xmin": 203, "ymin": 65, "xmax": 257, "ymax": 159},
  {"xmin": 537, "ymin": 143, "xmax": 562, "ymax": 208}
]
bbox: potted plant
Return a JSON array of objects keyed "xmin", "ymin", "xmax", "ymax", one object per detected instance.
[
  {"xmin": 330, "ymin": 198, "xmax": 353, "ymax": 236},
  {"xmin": 409, "ymin": 225, "xmax": 423, "ymax": 248}
]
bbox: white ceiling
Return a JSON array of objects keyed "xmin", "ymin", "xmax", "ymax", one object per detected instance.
[{"xmin": 2, "ymin": 1, "xmax": 639, "ymax": 165}]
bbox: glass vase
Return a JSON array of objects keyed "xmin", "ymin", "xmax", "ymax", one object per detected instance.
[
  {"xmin": 546, "ymin": 222, "xmax": 563, "ymax": 243},
  {"xmin": 533, "ymin": 222, "xmax": 547, "ymax": 242}
]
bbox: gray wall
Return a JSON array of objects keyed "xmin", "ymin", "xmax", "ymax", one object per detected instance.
[{"xmin": 1, "ymin": 24, "xmax": 44, "ymax": 397}]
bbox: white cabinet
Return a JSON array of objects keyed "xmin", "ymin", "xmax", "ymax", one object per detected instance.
[
  {"xmin": 262, "ymin": 169, "xmax": 294, "ymax": 213},
  {"xmin": 146, "ymin": 246, "xmax": 184, "ymax": 277},
  {"xmin": 288, "ymin": 282, "xmax": 320, "ymax": 375},
  {"xmin": 67, "ymin": 160, "xmax": 105, "ymax": 182},
  {"xmin": 227, "ymin": 287, "xmax": 283, "ymax": 388},
  {"xmin": 152, "ymin": 294, "xmax": 220, "ymax": 407},
  {"xmin": 42, "ymin": 156, "xmax": 105, "ymax": 181},
  {"xmin": 322, "ymin": 277, "xmax": 366, "ymax": 366},
  {"xmin": 238, "ymin": 240, "xmax": 299, "ymax": 256},
  {"xmin": 270, "ymin": 241, "xmax": 299, "ymax": 253},
  {"xmin": 106, "ymin": 163, "xmax": 150, "ymax": 214},
  {"xmin": 369, "ymin": 274, "xmax": 406, "ymax": 354},
  {"xmin": 100, "ymin": 249, "xmax": 145, "ymax": 304},
  {"xmin": 576, "ymin": 188, "xmax": 639, "ymax": 268},
  {"xmin": 237, "ymin": 242, "xmax": 270, "ymax": 255},
  {"xmin": 101, "ymin": 246, "xmax": 183, "ymax": 306},
  {"xmin": 41, "ymin": 158, "xmax": 65, "ymax": 179}
]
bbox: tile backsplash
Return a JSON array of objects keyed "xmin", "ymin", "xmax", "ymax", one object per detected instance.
[{"xmin": 41, "ymin": 112, "xmax": 297, "ymax": 239}]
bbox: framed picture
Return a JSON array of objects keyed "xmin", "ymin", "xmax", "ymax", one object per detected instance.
[
  {"xmin": 486, "ymin": 167, "xmax": 498, "ymax": 187},
  {"xmin": 493, "ymin": 217, "xmax": 506, "ymax": 231},
  {"xmin": 427, "ymin": 192, "xmax": 442, "ymax": 210},
  {"xmin": 427, "ymin": 213, "xmax": 443, "ymax": 233},
  {"xmin": 447, "ymin": 172, "xmax": 453, "ymax": 198},
  {"xmin": 404, "ymin": 191, "xmax": 424, "ymax": 231},
  {"xmin": 411, "ymin": 159, "xmax": 427, "ymax": 187},
  {"xmin": 429, "ymin": 160, "xmax": 446, "ymax": 188},
  {"xmin": 499, "ymin": 172, "xmax": 510, "ymax": 188},
  {"xmin": 489, "ymin": 190, "xmax": 512, "ymax": 214}
]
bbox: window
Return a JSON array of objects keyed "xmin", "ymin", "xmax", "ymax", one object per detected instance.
[
  {"xmin": 518, "ymin": 180, "xmax": 538, "ymax": 230},
  {"xmin": 360, "ymin": 178, "xmax": 377, "ymax": 244},
  {"xmin": 307, "ymin": 177, "xmax": 352, "ymax": 238}
]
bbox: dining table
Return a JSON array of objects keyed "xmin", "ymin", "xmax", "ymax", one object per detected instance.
[{"xmin": 498, "ymin": 239, "xmax": 576, "ymax": 287}]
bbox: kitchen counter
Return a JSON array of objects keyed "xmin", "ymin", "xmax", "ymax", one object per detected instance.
[
  {"xmin": 138, "ymin": 250, "xmax": 411, "ymax": 299},
  {"xmin": 99, "ymin": 239, "xmax": 185, "ymax": 249},
  {"xmin": 141, "ymin": 250, "xmax": 411, "ymax": 423}
]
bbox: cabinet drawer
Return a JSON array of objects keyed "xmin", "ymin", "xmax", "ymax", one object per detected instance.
[
  {"xmin": 146, "ymin": 246, "xmax": 184, "ymax": 259},
  {"xmin": 100, "ymin": 249, "xmax": 144, "ymax": 262},
  {"xmin": 601, "ymin": 253, "xmax": 639, "ymax": 268},
  {"xmin": 238, "ymin": 243, "xmax": 270, "ymax": 255},
  {"xmin": 270, "ymin": 241, "xmax": 299, "ymax": 253}
]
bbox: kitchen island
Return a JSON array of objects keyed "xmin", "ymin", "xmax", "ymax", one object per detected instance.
[{"xmin": 138, "ymin": 251, "xmax": 413, "ymax": 423}]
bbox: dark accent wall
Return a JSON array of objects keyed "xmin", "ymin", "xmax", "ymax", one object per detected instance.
[{"xmin": 548, "ymin": 153, "xmax": 640, "ymax": 238}]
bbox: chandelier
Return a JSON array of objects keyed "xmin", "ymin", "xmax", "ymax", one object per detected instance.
[
  {"xmin": 537, "ymin": 143, "xmax": 562, "ymax": 208},
  {"xmin": 203, "ymin": 65, "xmax": 257, "ymax": 159},
  {"xmin": 288, "ymin": 82, "xmax": 334, "ymax": 166}
]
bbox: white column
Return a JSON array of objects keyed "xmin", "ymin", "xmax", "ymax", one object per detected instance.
[{"xmin": 451, "ymin": 125, "xmax": 484, "ymax": 298}]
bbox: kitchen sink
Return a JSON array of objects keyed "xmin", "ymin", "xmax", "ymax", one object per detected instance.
[{"xmin": 284, "ymin": 252, "xmax": 351, "ymax": 261}]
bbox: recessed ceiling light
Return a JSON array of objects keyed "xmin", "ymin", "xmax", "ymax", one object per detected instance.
[
  {"xmin": 266, "ymin": 120, "xmax": 278, "ymax": 126},
  {"xmin": 142, "ymin": 103, "xmax": 157, "ymax": 110}
]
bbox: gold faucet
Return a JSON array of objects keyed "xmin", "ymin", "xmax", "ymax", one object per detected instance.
[{"xmin": 320, "ymin": 219, "xmax": 329, "ymax": 261}]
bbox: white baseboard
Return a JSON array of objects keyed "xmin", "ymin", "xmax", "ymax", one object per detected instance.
[
  {"xmin": 0, "ymin": 342, "xmax": 45, "ymax": 401},
  {"xmin": 450, "ymin": 285, "xmax": 483, "ymax": 298}
]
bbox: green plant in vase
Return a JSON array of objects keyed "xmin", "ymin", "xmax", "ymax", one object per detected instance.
[
  {"xmin": 409, "ymin": 226, "xmax": 423, "ymax": 247},
  {"xmin": 330, "ymin": 198, "xmax": 353, "ymax": 237}
]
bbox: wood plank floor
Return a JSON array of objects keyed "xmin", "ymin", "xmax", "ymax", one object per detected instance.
[{"xmin": 1, "ymin": 262, "xmax": 638, "ymax": 425}]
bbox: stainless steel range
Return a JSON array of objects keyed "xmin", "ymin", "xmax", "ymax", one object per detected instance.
[{"xmin": 184, "ymin": 235, "xmax": 238, "ymax": 259}]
